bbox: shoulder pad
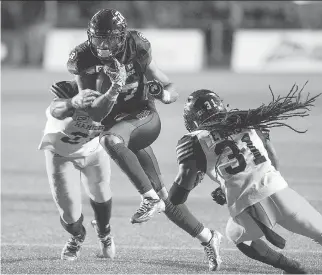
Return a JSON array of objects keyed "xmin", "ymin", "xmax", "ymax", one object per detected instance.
[
  {"xmin": 129, "ymin": 30, "xmax": 152, "ymax": 67},
  {"xmin": 176, "ymin": 134, "xmax": 197, "ymax": 164},
  {"xmin": 50, "ymin": 81, "xmax": 78, "ymax": 99},
  {"xmin": 67, "ymin": 41, "xmax": 96, "ymax": 75}
]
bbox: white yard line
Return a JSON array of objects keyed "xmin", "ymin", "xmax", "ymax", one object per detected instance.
[{"xmin": 2, "ymin": 243, "xmax": 322, "ymax": 254}]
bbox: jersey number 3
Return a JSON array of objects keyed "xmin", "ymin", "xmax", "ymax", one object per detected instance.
[
  {"xmin": 61, "ymin": 131, "xmax": 94, "ymax": 145},
  {"xmin": 215, "ymin": 133, "xmax": 267, "ymax": 175}
]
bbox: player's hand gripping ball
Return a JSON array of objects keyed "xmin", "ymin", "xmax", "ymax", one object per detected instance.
[
  {"xmin": 103, "ymin": 58, "xmax": 127, "ymax": 89},
  {"xmin": 147, "ymin": 79, "xmax": 164, "ymax": 100},
  {"xmin": 211, "ymin": 187, "xmax": 227, "ymax": 205}
]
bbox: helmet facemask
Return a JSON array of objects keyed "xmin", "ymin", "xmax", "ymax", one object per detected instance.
[
  {"xmin": 87, "ymin": 9, "xmax": 127, "ymax": 60},
  {"xmin": 88, "ymin": 29, "xmax": 127, "ymax": 60}
]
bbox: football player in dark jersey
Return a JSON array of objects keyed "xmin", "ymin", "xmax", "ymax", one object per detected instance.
[
  {"xmin": 168, "ymin": 87, "xmax": 322, "ymax": 274},
  {"xmin": 66, "ymin": 9, "xmax": 178, "ymax": 224},
  {"xmin": 57, "ymin": 9, "xmax": 224, "ymax": 268}
]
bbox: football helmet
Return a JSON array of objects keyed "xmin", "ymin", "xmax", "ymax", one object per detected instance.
[
  {"xmin": 183, "ymin": 89, "xmax": 227, "ymax": 132},
  {"xmin": 87, "ymin": 9, "xmax": 127, "ymax": 60}
]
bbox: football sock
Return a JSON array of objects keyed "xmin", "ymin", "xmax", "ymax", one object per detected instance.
[
  {"xmin": 136, "ymin": 146, "xmax": 163, "ymax": 192},
  {"xmin": 237, "ymin": 239, "xmax": 307, "ymax": 273},
  {"xmin": 197, "ymin": 228, "xmax": 213, "ymax": 244},
  {"xmin": 106, "ymin": 143, "xmax": 157, "ymax": 196},
  {"xmin": 163, "ymin": 198, "xmax": 204, "ymax": 237},
  {"xmin": 60, "ymin": 214, "xmax": 85, "ymax": 237},
  {"xmin": 90, "ymin": 198, "xmax": 112, "ymax": 234}
]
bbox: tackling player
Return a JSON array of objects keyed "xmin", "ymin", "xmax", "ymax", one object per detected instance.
[
  {"xmin": 169, "ymin": 86, "xmax": 322, "ymax": 273},
  {"xmin": 39, "ymin": 81, "xmax": 115, "ymax": 261}
]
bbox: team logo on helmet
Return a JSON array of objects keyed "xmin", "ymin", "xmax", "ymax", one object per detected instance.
[{"xmin": 183, "ymin": 89, "xmax": 226, "ymax": 132}]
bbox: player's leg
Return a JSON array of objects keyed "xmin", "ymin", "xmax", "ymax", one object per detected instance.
[
  {"xmin": 100, "ymin": 109, "xmax": 165, "ymax": 223},
  {"xmin": 137, "ymin": 145, "xmax": 219, "ymax": 245},
  {"xmin": 227, "ymin": 200, "xmax": 306, "ymax": 273},
  {"xmin": 167, "ymin": 179, "xmax": 222, "ymax": 271},
  {"xmin": 271, "ymin": 187, "xmax": 322, "ymax": 246},
  {"xmin": 80, "ymin": 145, "xmax": 115, "ymax": 259},
  {"xmin": 44, "ymin": 150, "xmax": 86, "ymax": 261}
]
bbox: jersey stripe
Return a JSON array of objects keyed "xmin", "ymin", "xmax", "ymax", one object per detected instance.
[
  {"xmin": 50, "ymin": 84, "xmax": 70, "ymax": 98},
  {"xmin": 176, "ymin": 146, "xmax": 193, "ymax": 156},
  {"xmin": 176, "ymin": 135, "xmax": 195, "ymax": 164},
  {"xmin": 177, "ymin": 150, "xmax": 194, "ymax": 164}
]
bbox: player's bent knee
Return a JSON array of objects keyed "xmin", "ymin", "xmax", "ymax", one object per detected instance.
[
  {"xmin": 100, "ymin": 133, "xmax": 124, "ymax": 149},
  {"xmin": 88, "ymin": 182, "xmax": 112, "ymax": 203},
  {"xmin": 168, "ymin": 183, "xmax": 190, "ymax": 205},
  {"xmin": 61, "ymin": 210, "xmax": 82, "ymax": 224},
  {"xmin": 226, "ymin": 217, "xmax": 245, "ymax": 244}
]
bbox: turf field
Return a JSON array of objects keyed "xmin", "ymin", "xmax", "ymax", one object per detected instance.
[{"xmin": 1, "ymin": 69, "xmax": 322, "ymax": 274}]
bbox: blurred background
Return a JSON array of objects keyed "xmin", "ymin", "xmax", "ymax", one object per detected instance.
[{"xmin": 2, "ymin": 0, "xmax": 322, "ymax": 71}]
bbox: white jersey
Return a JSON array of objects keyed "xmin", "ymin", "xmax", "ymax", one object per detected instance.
[
  {"xmin": 176, "ymin": 128, "xmax": 288, "ymax": 217},
  {"xmin": 38, "ymin": 107, "xmax": 105, "ymax": 157}
]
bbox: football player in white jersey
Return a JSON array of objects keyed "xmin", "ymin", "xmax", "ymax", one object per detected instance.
[
  {"xmin": 168, "ymin": 88, "xmax": 322, "ymax": 273},
  {"xmin": 38, "ymin": 80, "xmax": 115, "ymax": 261}
]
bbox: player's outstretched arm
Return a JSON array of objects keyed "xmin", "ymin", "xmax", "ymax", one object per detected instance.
[
  {"xmin": 145, "ymin": 59, "xmax": 179, "ymax": 104},
  {"xmin": 73, "ymin": 70, "xmax": 121, "ymax": 122},
  {"xmin": 50, "ymin": 86, "xmax": 100, "ymax": 120},
  {"xmin": 168, "ymin": 160, "xmax": 200, "ymax": 205},
  {"xmin": 86, "ymin": 85, "xmax": 120, "ymax": 122},
  {"xmin": 50, "ymin": 98, "xmax": 75, "ymax": 120}
]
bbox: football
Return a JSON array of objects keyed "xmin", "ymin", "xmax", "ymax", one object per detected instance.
[{"xmin": 96, "ymin": 70, "xmax": 112, "ymax": 94}]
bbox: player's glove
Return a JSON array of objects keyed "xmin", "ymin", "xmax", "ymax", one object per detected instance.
[
  {"xmin": 71, "ymin": 89, "xmax": 101, "ymax": 109},
  {"xmin": 103, "ymin": 58, "xmax": 127, "ymax": 89},
  {"xmin": 147, "ymin": 79, "xmax": 164, "ymax": 100},
  {"xmin": 211, "ymin": 187, "xmax": 227, "ymax": 205}
]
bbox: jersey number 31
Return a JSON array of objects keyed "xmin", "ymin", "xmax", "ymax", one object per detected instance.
[{"xmin": 215, "ymin": 133, "xmax": 267, "ymax": 175}]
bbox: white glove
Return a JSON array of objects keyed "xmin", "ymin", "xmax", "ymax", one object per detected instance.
[
  {"xmin": 103, "ymin": 58, "xmax": 127, "ymax": 89},
  {"xmin": 71, "ymin": 89, "xmax": 101, "ymax": 109}
]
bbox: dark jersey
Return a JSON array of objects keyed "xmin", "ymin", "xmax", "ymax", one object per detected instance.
[{"xmin": 67, "ymin": 30, "xmax": 155, "ymax": 122}]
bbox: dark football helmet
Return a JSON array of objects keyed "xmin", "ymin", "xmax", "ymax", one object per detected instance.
[
  {"xmin": 183, "ymin": 89, "xmax": 227, "ymax": 132},
  {"xmin": 87, "ymin": 9, "xmax": 127, "ymax": 60}
]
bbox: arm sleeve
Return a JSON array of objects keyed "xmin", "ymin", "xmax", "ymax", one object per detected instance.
[
  {"xmin": 176, "ymin": 134, "xmax": 207, "ymax": 173},
  {"xmin": 49, "ymin": 81, "xmax": 78, "ymax": 99}
]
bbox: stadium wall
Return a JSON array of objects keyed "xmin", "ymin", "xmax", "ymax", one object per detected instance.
[
  {"xmin": 231, "ymin": 29, "xmax": 322, "ymax": 73},
  {"xmin": 43, "ymin": 29, "xmax": 205, "ymax": 73}
]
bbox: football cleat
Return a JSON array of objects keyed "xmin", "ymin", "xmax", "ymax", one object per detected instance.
[
  {"xmin": 61, "ymin": 227, "xmax": 86, "ymax": 261},
  {"xmin": 202, "ymin": 230, "xmax": 223, "ymax": 271},
  {"xmin": 91, "ymin": 220, "xmax": 116, "ymax": 259},
  {"xmin": 130, "ymin": 197, "xmax": 165, "ymax": 224}
]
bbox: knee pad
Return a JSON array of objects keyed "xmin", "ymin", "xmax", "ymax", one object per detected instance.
[
  {"xmin": 168, "ymin": 183, "xmax": 190, "ymax": 205},
  {"xmin": 100, "ymin": 134, "xmax": 124, "ymax": 150},
  {"xmin": 226, "ymin": 217, "xmax": 244, "ymax": 244}
]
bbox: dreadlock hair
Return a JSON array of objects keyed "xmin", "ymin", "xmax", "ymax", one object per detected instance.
[{"xmin": 198, "ymin": 82, "xmax": 321, "ymax": 136}]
